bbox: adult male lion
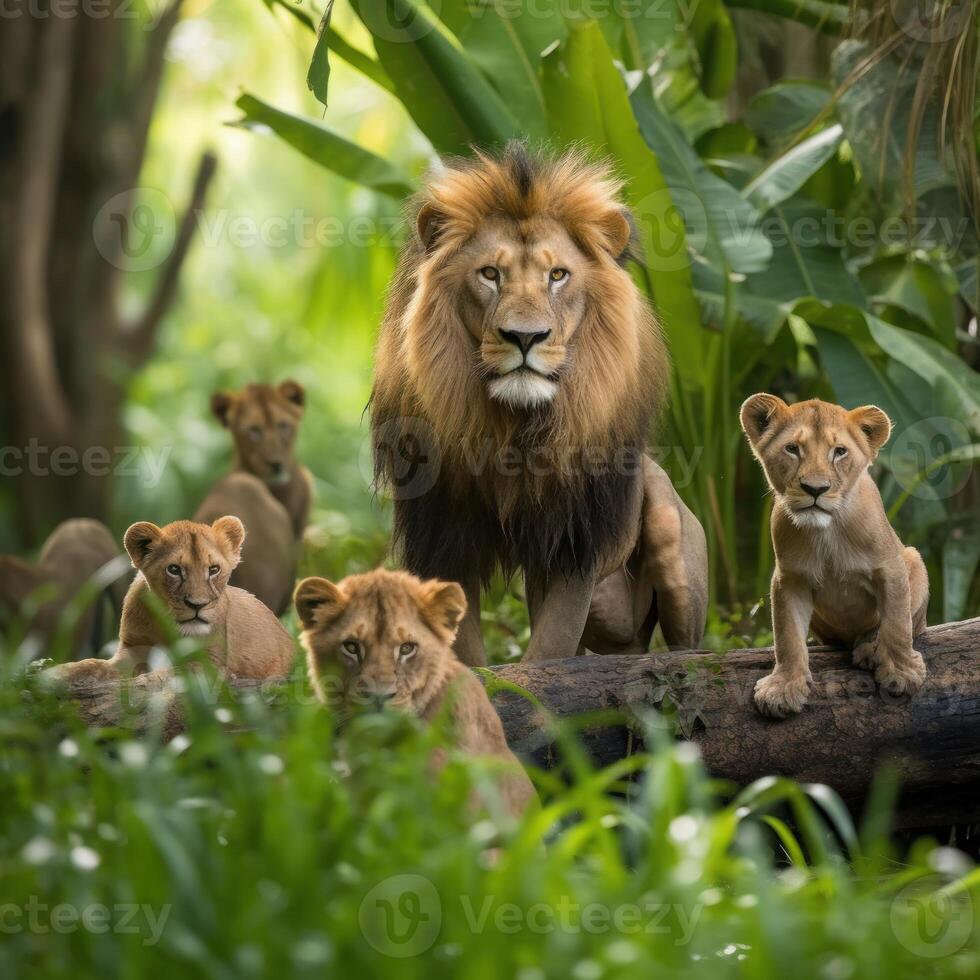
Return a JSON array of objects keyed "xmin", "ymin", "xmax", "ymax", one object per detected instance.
[{"xmin": 372, "ymin": 143, "xmax": 707, "ymax": 667}]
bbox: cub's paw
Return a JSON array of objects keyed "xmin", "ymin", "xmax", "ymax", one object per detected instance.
[
  {"xmin": 753, "ymin": 671, "xmax": 811, "ymax": 719},
  {"xmin": 852, "ymin": 631, "xmax": 879, "ymax": 671},
  {"xmin": 875, "ymin": 651, "xmax": 926, "ymax": 697}
]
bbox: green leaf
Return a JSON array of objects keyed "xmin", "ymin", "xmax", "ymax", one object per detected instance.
[
  {"xmin": 233, "ymin": 94, "xmax": 416, "ymax": 199},
  {"xmin": 743, "ymin": 124, "xmax": 843, "ymax": 213},
  {"xmin": 745, "ymin": 80, "xmax": 832, "ymax": 145},
  {"xmin": 955, "ymin": 258, "xmax": 978, "ymax": 313},
  {"xmin": 692, "ymin": 261, "xmax": 784, "ymax": 340},
  {"xmin": 440, "ymin": 0, "xmax": 565, "ymax": 141},
  {"xmin": 688, "ymin": 0, "xmax": 738, "ymax": 99},
  {"xmin": 943, "ymin": 526, "xmax": 980, "ymax": 621},
  {"xmin": 541, "ymin": 21, "xmax": 703, "ymax": 387},
  {"xmin": 307, "ymin": 0, "xmax": 335, "ymax": 107},
  {"xmin": 325, "ymin": 26, "xmax": 396, "ymax": 94},
  {"xmin": 349, "ymin": 0, "xmax": 519, "ymax": 154},
  {"xmin": 630, "ymin": 84, "xmax": 773, "ymax": 276}
]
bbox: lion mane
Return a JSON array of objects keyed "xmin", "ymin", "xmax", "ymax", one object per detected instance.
[{"xmin": 372, "ymin": 143, "xmax": 669, "ymax": 588}]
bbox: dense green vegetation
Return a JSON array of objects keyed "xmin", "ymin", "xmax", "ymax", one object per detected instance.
[{"xmin": 1, "ymin": 1, "xmax": 979, "ymax": 977}]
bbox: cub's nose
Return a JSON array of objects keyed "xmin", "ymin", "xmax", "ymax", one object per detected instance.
[
  {"xmin": 184, "ymin": 598, "xmax": 209, "ymax": 611},
  {"xmin": 800, "ymin": 481, "xmax": 830, "ymax": 499},
  {"xmin": 268, "ymin": 460, "xmax": 284, "ymax": 475},
  {"xmin": 499, "ymin": 327, "xmax": 551, "ymax": 356}
]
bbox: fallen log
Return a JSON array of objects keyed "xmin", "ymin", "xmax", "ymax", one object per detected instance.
[{"xmin": 32, "ymin": 619, "xmax": 980, "ymax": 829}]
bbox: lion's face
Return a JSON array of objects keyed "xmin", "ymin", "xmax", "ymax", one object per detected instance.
[
  {"xmin": 741, "ymin": 395, "xmax": 891, "ymax": 530},
  {"xmin": 211, "ymin": 381, "xmax": 305, "ymax": 485},
  {"xmin": 451, "ymin": 214, "xmax": 593, "ymax": 408},
  {"xmin": 124, "ymin": 517, "xmax": 245, "ymax": 636},
  {"xmin": 295, "ymin": 569, "xmax": 465, "ymax": 711}
]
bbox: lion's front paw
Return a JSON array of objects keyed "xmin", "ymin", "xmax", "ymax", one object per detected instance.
[
  {"xmin": 852, "ymin": 631, "xmax": 879, "ymax": 671},
  {"xmin": 753, "ymin": 671, "xmax": 811, "ymax": 719},
  {"xmin": 875, "ymin": 650, "xmax": 926, "ymax": 697}
]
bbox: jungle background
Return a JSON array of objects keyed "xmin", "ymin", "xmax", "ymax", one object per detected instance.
[{"xmin": 1, "ymin": 0, "xmax": 980, "ymax": 976}]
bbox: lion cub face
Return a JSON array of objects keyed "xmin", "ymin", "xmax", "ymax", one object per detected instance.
[
  {"xmin": 740, "ymin": 395, "xmax": 891, "ymax": 530},
  {"xmin": 211, "ymin": 380, "xmax": 305, "ymax": 485},
  {"xmin": 295, "ymin": 569, "xmax": 466, "ymax": 711},
  {"xmin": 124, "ymin": 517, "xmax": 245, "ymax": 636}
]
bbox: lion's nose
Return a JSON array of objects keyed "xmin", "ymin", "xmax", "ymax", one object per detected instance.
[
  {"xmin": 500, "ymin": 327, "xmax": 551, "ymax": 355},
  {"xmin": 800, "ymin": 480, "xmax": 830, "ymax": 499},
  {"xmin": 268, "ymin": 460, "xmax": 284, "ymax": 475},
  {"xmin": 184, "ymin": 598, "xmax": 209, "ymax": 611}
]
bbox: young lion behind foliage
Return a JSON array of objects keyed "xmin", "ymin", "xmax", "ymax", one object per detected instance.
[{"xmin": 295, "ymin": 568, "xmax": 536, "ymax": 817}]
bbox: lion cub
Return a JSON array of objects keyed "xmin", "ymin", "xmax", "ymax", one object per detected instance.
[
  {"xmin": 194, "ymin": 380, "xmax": 314, "ymax": 614},
  {"xmin": 741, "ymin": 395, "xmax": 928, "ymax": 718},
  {"xmin": 295, "ymin": 569, "xmax": 536, "ymax": 816},
  {"xmin": 49, "ymin": 517, "xmax": 295, "ymax": 685}
]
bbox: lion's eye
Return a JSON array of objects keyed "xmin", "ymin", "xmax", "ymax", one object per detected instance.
[
  {"xmin": 278, "ymin": 422, "xmax": 292, "ymax": 437},
  {"xmin": 833, "ymin": 446, "xmax": 848, "ymax": 460},
  {"xmin": 166, "ymin": 564, "xmax": 182, "ymax": 577},
  {"xmin": 784, "ymin": 443, "xmax": 800, "ymax": 457},
  {"xmin": 479, "ymin": 266, "xmax": 499, "ymax": 283},
  {"xmin": 398, "ymin": 642, "xmax": 417, "ymax": 660},
  {"xmin": 550, "ymin": 268, "xmax": 569, "ymax": 283},
  {"xmin": 208, "ymin": 564, "xmax": 220, "ymax": 578},
  {"xmin": 342, "ymin": 640, "xmax": 361, "ymax": 661},
  {"xmin": 248, "ymin": 426, "xmax": 262, "ymax": 442}
]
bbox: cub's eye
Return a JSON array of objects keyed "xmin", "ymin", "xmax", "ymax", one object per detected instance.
[
  {"xmin": 278, "ymin": 422, "xmax": 292, "ymax": 436},
  {"xmin": 833, "ymin": 446, "xmax": 848, "ymax": 460},
  {"xmin": 784, "ymin": 443, "xmax": 800, "ymax": 457},
  {"xmin": 166, "ymin": 564, "xmax": 182, "ymax": 577},
  {"xmin": 479, "ymin": 266, "xmax": 499, "ymax": 283},
  {"xmin": 398, "ymin": 642, "xmax": 417, "ymax": 660},
  {"xmin": 549, "ymin": 268, "xmax": 569, "ymax": 283},
  {"xmin": 208, "ymin": 564, "xmax": 220, "ymax": 578},
  {"xmin": 341, "ymin": 640, "xmax": 361, "ymax": 661},
  {"xmin": 248, "ymin": 426, "xmax": 262, "ymax": 442}
]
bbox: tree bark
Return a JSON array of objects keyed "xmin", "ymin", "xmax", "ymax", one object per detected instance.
[{"xmin": 40, "ymin": 619, "xmax": 980, "ymax": 829}]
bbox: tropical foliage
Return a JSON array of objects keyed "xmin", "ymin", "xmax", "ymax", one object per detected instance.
[{"xmin": 239, "ymin": 0, "xmax": 980, "ymax": 621}]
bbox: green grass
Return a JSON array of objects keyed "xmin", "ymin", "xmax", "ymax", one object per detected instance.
[{"xmin": 1, "ymin": 628, "xmax": 978, "ymax": 979}]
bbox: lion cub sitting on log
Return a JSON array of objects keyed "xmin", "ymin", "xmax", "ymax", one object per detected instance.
[
  {"xmin": 741, "ymin": 394, "xmax": 928, "ymax": 718},
  {"xmin": 295, "ymin": 568, "xmax": 536, "ymax": 816},
  {"xmin": 49, "ymin": 517, "xmax": 294, "ymax": 685},
  {"xmin": 194, "ymin": 380, "xmax": 313, "ymax": 614}
]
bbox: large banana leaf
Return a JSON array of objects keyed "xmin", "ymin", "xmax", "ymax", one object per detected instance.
[
  {"xmin": 744, "ymin": 80, "xmax": 832, "ymax": 145},
  {"xmin": 630, "ymin": 84, "xmax": 772, "ymax": 277},
  {"xmin": 541, "ymin": 21, "xmax": 703, "ymax": 387},
  {"xmin": 233, "ymin": 94, "xmax": 416, "ymax": 199},
  {"xmin": 943, "ymin": 527, "xmax": 980, "ymax": 621},
  {"xmin": 439, "ymin": 0, "xmax": 565, "ymax": 141},
  {"xmin": 348, "ymin": 0, "xmax": 519, "ymax": 154}
]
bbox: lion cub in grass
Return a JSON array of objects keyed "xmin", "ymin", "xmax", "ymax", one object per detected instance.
[
  {"xmin": 741, "ymin": 394, "xmax": 928, "ymax": 718},
  {"xmin": 295, "ymin": 569, "xmax": 536, "ymax": 816},
  {"xmin": 49, "ymin": 517, "xmax": 294, "ymax": 685},
  {"xmin": 194, "ymin": 380, "xmax": 313, "ymax": 614}
]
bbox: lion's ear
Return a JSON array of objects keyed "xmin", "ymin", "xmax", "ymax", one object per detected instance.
[
  {"xmin": 278, "ymin": 379, "xmax": 305, "ymax": 409},
  {"xmin": 124, "ymin": 522, "xmax": 163, "ymax": 568},
  {"xmin": 294, "ymin": 577, "xmax": 346, "ymax": 629},
  {"xmin": 740, "ymin": 393, "xmax": 788, "ymax": 445},
  {"xmin": 600, "ymin": 207, "xmax": 633, "ymax": 260},
  {"xmin": 212, "ymin": 516, "xmax": 245, "ymax": 564},
  {"xmin": 849, "ymin": 405, "xmax": 892, "ymax": 453},
  {"xmin": 419, "ymin": 580, "xmax": 467, "ymax": 640},
  {"xmin": 416, "ymin": 202, "xmax": 446, "ymax": 250},
  {"xmin": 211, "ymin": 392, "xmax": 236, "ymax": 428}
]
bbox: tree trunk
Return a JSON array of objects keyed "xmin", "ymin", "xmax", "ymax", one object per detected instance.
[
  {"xmin": 41, "ymin": 619, "xmax": 980, "ymax": 830},
  {"xmin": 0, "ymin": 0, "xmax": 215, "ymax": 546}
]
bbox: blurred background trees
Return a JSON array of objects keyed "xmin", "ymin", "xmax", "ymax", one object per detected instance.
[{"xmin": 1, "ymin": 0, "xmax": 978, "ymax": 647}]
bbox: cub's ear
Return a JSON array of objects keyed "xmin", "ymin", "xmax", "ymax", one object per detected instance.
[
  {"xmin": 850, "ymin": 405, "xmax": 892, "ymax": 454},
  {"xmin": 212, "ymin": 516, "xmax": 246, "ymax": 564},
  {"xmin": 600, "ymin": 207, "xmax": 634, "ymax": 261},
  {"xmin": 124, "ymin": 522, "xmax": 163, "ymax": 568},
  {"xmin": 278, "ymin": 379, "xmax": 305, "ymax": 409},
  {"xmin": 211, "ymin": 392, "xmax": 236, "ymax": 428},
  {"xmin": 740, "ymin": 393, "xmax": 788, "ymax": 445},
  {"xmin": 419, "ymin": 580, "xmax": 467, "ymax": 640},
  {"xmin": 416, "ymin": 202, "xmax": 446, "ymax": 250},
  {"xmin": 294, "ymin": 577, "xmax": 346, "ymax": 629}
]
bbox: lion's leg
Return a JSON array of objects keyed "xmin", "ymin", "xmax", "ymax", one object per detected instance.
[
  {"xmin": 906, "ymin": 546, "xmax": 929, "ymax": 637},
  {"xmin": 453, "ymin": 577, "xmax": 487, "ymax": 668},
  {"xmin": 523, "ymin": 571, "xmax": 597, "ymax": 662},
  {"xmin": 582, "ymin": 568, "xmax": 648, "ymax": 655},
  {"xmin": 871, "ymin": 551, "xmax": 927, "ymax": 697},
  {"xmin": 640, "ymin": 459, "xmax": 708, "ymax": 651}
]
